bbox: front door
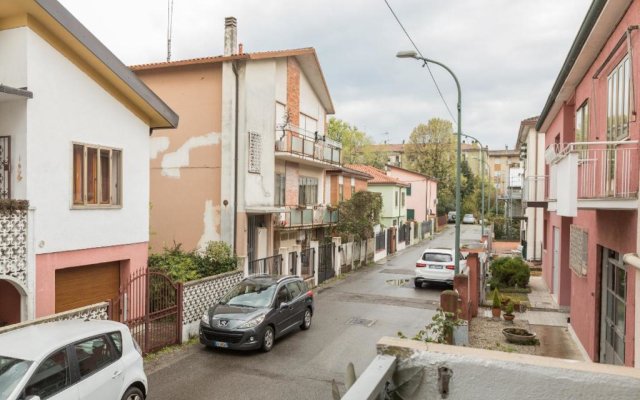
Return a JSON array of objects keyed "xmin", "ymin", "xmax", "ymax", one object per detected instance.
[
  {"xmin": 600, "ymin": 248, "xmax": 626, "ymax": 365},
  {"xmin": 552, "ymin": 227, "xmax": 560, "ymax": 302}
]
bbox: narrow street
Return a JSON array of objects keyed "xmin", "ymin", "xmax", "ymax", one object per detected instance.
[{"xmin": 146, "ymin": 224, "xmax": 481, "ymax": 400}]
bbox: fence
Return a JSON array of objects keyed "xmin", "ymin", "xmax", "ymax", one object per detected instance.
[
  {"xmin": 437, "ymin": 214, "xmax": 447, "ymax": 228},
  {"xmin": 248, "ymin": 254, "xmax": 283, "ymax": 275},
  {"xmin": 300, "ymin": 247, "xmax": 315, "ymax": 279},
  {"xmin": 0, "ymin": 302, "xmax": 110, "ymax": 335},
  {"xmin": 288, "ymin": 251, "xmax": 298, "ymax": 275},
  {"xmin": 375, "ymin": 231, "xmax": 386, "ymax": 251},
  {"xmin": 421, "ymin": 220, "xmax": 432, "ymax": 237},
  {"xmin": 318, "ymin": 243, "xmax": 335, "ymax": 284}
]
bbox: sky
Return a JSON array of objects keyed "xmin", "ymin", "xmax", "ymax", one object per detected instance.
[{"xmin": 59, "ymin": 0, "xmax": 591, "ymax": 149}]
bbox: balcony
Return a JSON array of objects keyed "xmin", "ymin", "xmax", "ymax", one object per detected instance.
[
  {"xmin": 275, "ymin": 205, "xmax": 339, "ymax": 229},
  {"xmin": 546, "ymin": 140, "xmax": 638, "ymax": 215},
  {"xmin": 522, "ymin": 176, "xmax": 548, "ymax": 208},
  {"xmin": 274, "ymin": 125, "xmax": 341, "ymax": 168}
]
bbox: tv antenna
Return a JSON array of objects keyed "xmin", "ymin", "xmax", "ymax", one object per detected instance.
[{"xmin": 166, "ymin": 0, "xmax": 175, "ymax": 62}]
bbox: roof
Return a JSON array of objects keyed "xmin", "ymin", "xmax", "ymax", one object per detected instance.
[
  {"xmin": 536, "ymin": 0, "xmax": 626, "ymax": 132},
  {"xmin": 131, "ymin": 47, "xmax": 335, "ymax": 114},
  {"xmin": 1, "ymin": 0, "xmax": 178, "ymax": 128},
  {"xmin": 326, "ymin": 166, "xmax": 374, "ymax": 180},
  {"xmin": 369, "ymin": 144, "xmax": 405, "ymax": 153},
  {"xmin": 345, "ymin": 164, "xmax": 409, "ymax": 187},
  {"xmin": 0, "ymin": 320, "xmax": 128, "ymax": 361},
  {"xmin": 385, "ymin": 164, "xmax": 438, "ymax": 182},
  {"xmin": 488, "ymin": 149, "xmax": 519, "ymax": 157},
  {"xmin": 516, "ymin": 116, "xmax": 539, "ymax": 149}
]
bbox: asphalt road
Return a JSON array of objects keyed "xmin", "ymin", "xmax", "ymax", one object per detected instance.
[{"xmin": 146, "ymin": 224, "xmax": 481, "ymax": 400}]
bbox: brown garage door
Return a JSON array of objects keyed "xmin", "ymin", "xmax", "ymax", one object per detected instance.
[{"xmin": 55, "ymin": 262, "xmax": 120, "ymax": 315}]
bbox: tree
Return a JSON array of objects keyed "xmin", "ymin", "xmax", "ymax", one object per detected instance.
[
  {"xmin": 327, "ymin": 117, "xmax": 385, "ymax": 167},
  {"xmin": 335, "ymin": 191, "xmax": 383, "ymax": 240}
]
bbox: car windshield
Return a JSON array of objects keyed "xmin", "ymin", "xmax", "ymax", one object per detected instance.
[
  {"xmin": 464, "ymin": 214, "xmax": 473, "ymax": 218},
  {"xmin": 219, "ymin": 281, "xmax": 277, "ymax": 308},
  {"xmin": 423, "ymin": 252, "xmax": 452, "ymax": 262},
  {"xmin": 0, "ymin": 356, "xmax": 32, "ymax": 399}
]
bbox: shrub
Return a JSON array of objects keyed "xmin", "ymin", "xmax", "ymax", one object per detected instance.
[
  {"xmin": 505, "ymin": 302, "xmax": 514, "ymax": 315},
  {"xmin": 148, "ymin": 241, "xmax": 237, "ymax": 283},
  {"xmin": 489, "ymin": 256, "xmax": 530, "ymax": 289},
  {"xmin": 492, "ymin": 289, "xmax": 501, "ymax": 308}
]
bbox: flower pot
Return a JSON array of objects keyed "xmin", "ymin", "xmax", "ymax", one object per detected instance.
[
  {"xmin": 491, "ymin": 307, "xmax": 501, "ymax": 318},
  {"xmin": 503, "ymin": 313, "xmax": 515, "ymax": 322},
  {"xmin": 502, "ymin": 328, "xmax": 538, "ymax": 345}
]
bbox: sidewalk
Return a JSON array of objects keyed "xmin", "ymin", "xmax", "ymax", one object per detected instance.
[{"xmin": 527, "ymin": 276, "xmax": 560, "ymax": 311}]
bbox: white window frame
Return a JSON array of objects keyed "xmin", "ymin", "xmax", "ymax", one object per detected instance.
[
  {"xmin": 607, "ymin": 56, "xmax": 631, "ymax": 141},
  {"xmin": 71, "ymin": 142, "xmax": 122, "ymax": 209}
]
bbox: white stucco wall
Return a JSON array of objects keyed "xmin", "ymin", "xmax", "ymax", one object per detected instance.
[
  {"xmin": 524, "ymin": 128, "xmax": 546, "ymax": 260},
  {"xmin": 299, "ymin": 68, "xmax": 325, "ymax": 134},
  {"xmin": 0, "ymin": 28, "xmax": 27, "ymax": 87},
  {"xmin": 24, "ymin": 28, "xmax": 150, "ymax": 254}
]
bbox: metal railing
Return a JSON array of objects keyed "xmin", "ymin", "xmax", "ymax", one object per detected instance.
[
  {"xmin": 248, "ymin": 254, "xmax": 283, "ymax": 276},
  {"xmin": 522, "ymin": 175, "xmax": 548, "ymax": 203},
  {"xmin": 375, "ymin": 231, "xmax": 386, "ymax": 251},
  {"xmin": 276, "ymin": 207, "xmax": 339, "ymax": 229},
  {"xmin": 274, "ymin": 127, "xmax": 341, "ymax": 165},
  {"xmin": 288, "ymin": 251, "xmax": 298, "ymax": 275},
  {"xmin": 421, "ymin": 220, "xmax": 432, "ymax": 237},
  {"xmin": 546, "ymin": 140, "xmax": 639, "ymax": 200},
  {"xmin": 300, "ymin": 248, "xmax": 315, "ymax": 279}
]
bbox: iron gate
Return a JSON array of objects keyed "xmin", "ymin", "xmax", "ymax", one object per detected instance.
[
  {"xmin": 318, "ymin": 243, "xmax": 335, "ymax": 284},
  {"xmin": 0, "ymin": 136, "xmax": 10, "ymax": 199},
  {"xmin": 115, "ymin": 269, "xmax": 183, "ymax": 355}
]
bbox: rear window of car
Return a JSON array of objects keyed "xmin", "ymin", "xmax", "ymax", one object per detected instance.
[{"xmin": 423, "ymin": 252, "xmax": 452, "ymax": 262}]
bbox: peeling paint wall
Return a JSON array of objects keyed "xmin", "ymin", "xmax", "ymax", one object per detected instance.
[{"xmin": 135, "ymin": 64, "xmax": 224, "ymax": 252}]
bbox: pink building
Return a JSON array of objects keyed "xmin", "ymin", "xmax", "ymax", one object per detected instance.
[
  {"xmin": 385, "ymin": 165, "xmax": 437, "ymax": 222},
  {"xmin": 536, "ymin": 0, "xmax": 640, "ymax": 367}
]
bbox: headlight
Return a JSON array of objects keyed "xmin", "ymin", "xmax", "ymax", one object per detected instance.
[
  {"xmin": 238, "ymin": 314, "xmax": 265, "ymax": 329},
  {"xmin": 201, "ymin": 312, "xmax": 210, "ymax": 326}
]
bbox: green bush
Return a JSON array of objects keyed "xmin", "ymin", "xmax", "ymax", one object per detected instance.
[
  {"xmin": 489, "ymin": 256, "xmax": 530, "ymax": 289},
  {"xmin": 148, "ymin": 242, "xmax": 237, "ymax": 283},
  {"xmin": 492, "ymin": 288, "xmax": 501, "ymax": 308},
  {"xmin": 505, "ymin": 302, "xmax": 514, "ymax": 315}
]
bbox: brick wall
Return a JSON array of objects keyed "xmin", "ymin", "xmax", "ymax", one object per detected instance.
[
  {"xmin": 287, "ymin": 57, "xmax": 300, "ymax": 126},
  {"xmin": 285, "ymin": 162, "xmax": 300, "ymax": 206}
]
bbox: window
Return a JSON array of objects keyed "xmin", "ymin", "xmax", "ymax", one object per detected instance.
[
  {"xmin": 607, "ymin": 56, "xmax": 631, "ymax": 141},
  {"xmin": 576, "ymin": 101, "xmax": 589, "ymax": 143},
  {"xmin": 300, "ymin": 113, "xmax": 318, "ymax": 134},
  {"xmin": 423, "ymin": 252, "xmax": 453, "ymax": 262},
  {"xmin": 108, "ymin": 332, "xmax": 123, "ymax": 356},
  {"xmin": 407, "ymin": 209, "xmax": 415, "ymax": 220},
  {"xmin": 286, "ymin": 281, "xmax": 302, "ymax": 299},
  {"xmin": 73, "ymin": 143, "xmax": 121, "ymax": 207},
  {"xmin": 401, "ymin": 192, "xmax": 405, "ymax": 207},
  {"xmin": 351, "ymin": 184, "xmax": 356, "ymax": 196},
  {"xmin": 275, "ymin": 286, "xmax": 291, "ymax": 307},
  {"xmin": 275, "ymin": 173, "xmax": 286, "ymax": 206},
  {"xmin": 24, "ymin": 349, "xmax": 71, "ymax": 399},
  {"xmin": 74, "ymin": 336, "xmax": 116, "ymax": 378},
  {"xmin": 395, "ymin": 191, "xmax": 398, "ymax": 206},
  {"xmin": 298, "ymin": 176, "xmax": 318, "ymax": 205},
  {"xmin": 406, "ymin": 184, "xmax": 412, "ymax": 196},
  {"xmin": 339, "ymin": 184, "xmax": 344, "ymax": 202}
]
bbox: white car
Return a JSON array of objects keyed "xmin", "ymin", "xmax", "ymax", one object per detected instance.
[
  {"xmin": 415, "ymin": 248, "xmax": 467, "ymax": 288},
  {"xmin": 462, "ymin": 214, "xmax": 476, "ymax": 224},
  {"xmin": 0, "ymin": 319, "xmax": 147, "ymax": 400}
]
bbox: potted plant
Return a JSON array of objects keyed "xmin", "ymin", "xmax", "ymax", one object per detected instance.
[
  {"xmin": 503, "ymin": 302, "xmax": 515, "ymax": 322},
  {"xmin": 491, "ymin": 289, "xmax": 501, "ymax": 318}
]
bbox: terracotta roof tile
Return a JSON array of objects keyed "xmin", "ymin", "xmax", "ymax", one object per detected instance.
[{"xmin": 345, "ymin": 164, "xmax": 409, "ymax": 187}]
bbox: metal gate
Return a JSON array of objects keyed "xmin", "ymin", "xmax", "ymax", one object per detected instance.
[
  {"xmin": 318, "ymin": 243, "xmax": 335, "ymax": 284},
  {"xmin": 0, "ymin": 136, "xmax": 10, "ymax": 199},
  {"xmin": 114, "ymin": 269, "xmax": 183, "ymax": 355}
]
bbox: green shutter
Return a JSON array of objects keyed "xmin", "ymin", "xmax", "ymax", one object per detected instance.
[
  {"xmin": 406, "ymin": 184, "xmax": 412, "ymax": 196},
  {"xmin": 407, "ymin": 209, "xmax": 415, "ymax": 220}
]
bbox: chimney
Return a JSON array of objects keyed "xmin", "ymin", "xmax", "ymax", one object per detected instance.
[
  {"xmin": 238, "ymin": 43, "xmax": 244, "ymax": 55},
  {"xmin": 224, "ymin": 17, "xmax": 237, "ymax": 56}
]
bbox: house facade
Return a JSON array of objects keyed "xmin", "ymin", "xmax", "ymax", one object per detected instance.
[
  {"xmin": 385, "ymin": 165, "xmax": 437, "ymax": 222},
  {"xmin": 0, "ymin": 0, "xmax": 177, "ymax": 325},
  {"xmin": 536, "ymin": 0, "xmax": 639, "ymax": 367},
  {"xmin": 134, "ymin": 18, "xmax": 339, "ymax": 274},
  {"xmin": 325, "ymin": 167, "xmax": 372, "ymax": 206},
  {"xmin": 517, "ymin": 116, "xmax": 545, "ymax": 262}
]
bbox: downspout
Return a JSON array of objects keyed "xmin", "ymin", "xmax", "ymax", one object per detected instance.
[
  {"xmin": 232, "ymin": 61, "xmax": 240, "ymax": 254},
  {"xmin": 533, "ymin": 131, "xmax": 538, "ymax": 260}
]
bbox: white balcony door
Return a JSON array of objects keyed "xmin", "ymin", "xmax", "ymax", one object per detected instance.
[{"xmin": 552, "ymin": 227, "xmax": 560, "ymax": 302}]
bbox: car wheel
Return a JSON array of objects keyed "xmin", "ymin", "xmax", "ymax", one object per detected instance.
[
  {"xmin": 301, "ymin": 308, "xmax": 312, "ymax": 330},
  {"xmin": 262, "ymin": 326, "xmax": 275, "ymax": 352},
  {"xmin": 121, "ymin": 386, "xmax": 145, "ymax": 400},
  {"xmin": 414, "ymin": 279, "xmax": 422, "ymax": 288}
]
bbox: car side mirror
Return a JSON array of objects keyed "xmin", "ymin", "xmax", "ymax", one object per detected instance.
[
  {"xmin": 26, "ymin": 396, "xmax": 42, "ymax": 400},
  {"xmin": 279, "ymin": 301, "xmax": 289, "ymax": 310}
]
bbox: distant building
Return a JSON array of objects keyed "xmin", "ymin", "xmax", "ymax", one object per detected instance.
[
  {"xmin": 385, "ymin": 165, "xmax": 438, "ymax": 222},
  {"xmin": 325, "ymin": 166, "xmax": 373, "ymax": 206},
  {"xmin": 368, "ymin": 143, "xmax": 406, "ymax": 167}
]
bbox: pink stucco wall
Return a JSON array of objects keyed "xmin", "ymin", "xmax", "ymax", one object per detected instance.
[
  {"xmin": 541, "ymin": 1, "xmax": 640, "ymax": 366},
  {"xmin": 387, "ymin": 166, "xmax": 437, "ymax": 221},
  {"xmin": 35, "ymin": 242, "xmax": 148, "ymax": 317}
]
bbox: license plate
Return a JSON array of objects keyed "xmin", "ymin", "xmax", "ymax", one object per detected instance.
[
  {"xmin": 213, "ymin": 341, "xmax": 229, "ymax": 348},
  {"xmin": 429, "ymin": 265, "xmax": 443, "ymax": 269}
]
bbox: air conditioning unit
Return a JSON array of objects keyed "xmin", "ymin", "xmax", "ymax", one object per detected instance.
[{"xmin": 275, "ymin": 140, "xmax": 286, "ymax": 151}]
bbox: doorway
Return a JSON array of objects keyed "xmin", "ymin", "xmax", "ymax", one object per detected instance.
[
  {"xmin": 552, "ymin": 227, "xmax": 560, "ymax": 302},
  {"xmin": 599, "ymin": 248, "xmax": 626, "ymax": 365}
]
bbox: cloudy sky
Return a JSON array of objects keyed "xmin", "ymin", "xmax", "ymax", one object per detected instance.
[{"xmin": 60, "ymin": 0, "xmax": 590, "ymax": 149}]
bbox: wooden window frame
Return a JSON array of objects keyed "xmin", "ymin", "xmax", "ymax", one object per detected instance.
[{"xmin": 71, "ymin": 142, "xmax": 122, "ymax": 209}]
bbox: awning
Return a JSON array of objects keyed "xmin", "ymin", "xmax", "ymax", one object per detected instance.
[
  {"xmin": 245, "ymin": 206, "xmax": 287, "ymax": 214},
  {"xmin": 0, "ymin": 85, "xmax": 33, "ymax": 101}
]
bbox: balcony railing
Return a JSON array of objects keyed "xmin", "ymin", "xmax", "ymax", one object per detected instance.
[
  {"xmin": 547, "ymin": 140, "xmax": 638, "ymax": 200},
  {"xmin": 522, "ymin": 176, "xmax": 548, "ymax": 203},
  {"xmin": 274, "ymin": 126, "xmax": 341, "ymax": 165},
  {"xmin": 276, "ymin": 206, "xmax": 339, "ymax": 229}
]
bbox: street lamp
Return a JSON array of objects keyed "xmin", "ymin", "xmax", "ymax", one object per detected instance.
[{"xmin": 397, "ymin": 50, "xmax": 462, "ymax": 274}]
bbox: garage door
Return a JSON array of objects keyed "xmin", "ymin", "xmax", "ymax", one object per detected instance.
[{"xmin": 55, "ymin": 262, "xmax": 120, "ymax": 314}]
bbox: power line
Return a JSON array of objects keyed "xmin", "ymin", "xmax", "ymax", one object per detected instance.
[{"xmin": 383, "ymin": 0, "xmax": 457, "ymax": 123}]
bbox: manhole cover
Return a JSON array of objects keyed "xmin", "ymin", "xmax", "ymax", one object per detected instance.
[
  {"xmin": 346, "ymin": 317, "xmax": 377, "ymax": 327},
  {"xmin": 385, "ymin": 279, "xmax": 410, "ymax": 286}
]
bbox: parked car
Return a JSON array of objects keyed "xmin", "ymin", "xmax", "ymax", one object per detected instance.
[
  {"xmin": 0, "ymin": 319, "xmax": 147, "ymax": 400},
  {"xmin": 414, "ymin": 248, "xmax": 467, "ymax": 288},
  {"xmin": 447, "ymin": 211, "xmax": 456, "ymax": 223},
  {"xmin": 200, "ymin": 275, "xmax": 314, "ymax": 352},
  {"xmin": 462, "ymin": 214, "xmax": 476, "ymax": 224}
]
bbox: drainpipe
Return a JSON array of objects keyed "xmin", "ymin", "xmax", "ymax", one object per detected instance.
[{"xmin": 232, "ymin": 61, "xmax": 240, "ymax": 254}]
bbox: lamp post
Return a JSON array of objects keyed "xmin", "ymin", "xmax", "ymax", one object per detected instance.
[
  {"xmin": 397, "ymin": 50, "xmax": 462, "ymax": 274},
  {"xmin": 461, "ymin": 134, "xmax": 486, "ymax": 236}
]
